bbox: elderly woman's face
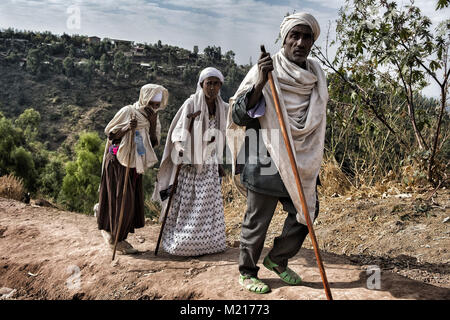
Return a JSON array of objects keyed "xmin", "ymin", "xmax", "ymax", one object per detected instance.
[
  {"xmin": 146, "ymin": 101, "xmax": 161, "ymax": 110},
  {"xmin": 283, "ymin": 24, "xmax": 314, "ymax": 67},
  {"xmin": 143, "ymin": 101, "xmax": 160, "ymax": 118},
  {"xmin": 202, "ymin": 76, "xmax": 222, "ymax": 100}
]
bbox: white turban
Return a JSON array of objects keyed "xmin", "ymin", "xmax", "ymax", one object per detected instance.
[
  {"xmin": 196, "ymin": 67, "xmax": 224, "ymax": 92},
  {"xmin": 151, "ymin": 91, "xmax": 163, "ymax": 102},
  {"xmin": 280, "ymin": 12, "xmax": 320, "ymax": 44}
]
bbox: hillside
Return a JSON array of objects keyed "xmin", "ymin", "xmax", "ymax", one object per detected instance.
[
  {"xmin": 0, "ymin": 30, "xmax": 252, "ymax": 211},
  {"xmin": 0, "ymin": 30, "xmax": 249, "ymax": 152}
]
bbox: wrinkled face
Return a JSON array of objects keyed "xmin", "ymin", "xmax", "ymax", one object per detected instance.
[
  {"xmin": 201, "ymin": 76, "xmax": 222, "ymax": 100},
  {"xmin": 283, "ymin": 24, "xmax": 314, "ymax": 67},
  {"xmin": 148, "ymin": 100, "xmax": 161, "ymax": 109},
  {"xmin": 144, "ymin": 101, "xmax": 161, "ymax": 115}
]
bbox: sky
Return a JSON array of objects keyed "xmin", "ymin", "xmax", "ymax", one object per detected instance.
[{"xmin": 0, "ymin": 0, "xmax": 449, "ymax": 97}]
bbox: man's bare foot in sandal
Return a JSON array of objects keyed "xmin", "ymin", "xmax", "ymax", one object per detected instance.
[
  {"xmin": 263, "ymin": 255, "xmax": 302, "ymax": 285},
  {"xmin": 239, "ymin": 275, "xmax": 271, "ymax": 294}
]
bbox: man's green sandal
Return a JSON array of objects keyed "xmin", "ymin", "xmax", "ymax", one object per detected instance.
[
  {"xmin": 263, "ymin": 255, "xmax": 302, "ymax": 285},
  {"xmin": 239, "ymin": 275, "xmax": 271, "ymax": 294}
]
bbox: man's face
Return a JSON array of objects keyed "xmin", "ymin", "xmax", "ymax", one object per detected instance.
[{"xmin": 283, "ymin": 24, "xmax": 314, "ymax": 67}]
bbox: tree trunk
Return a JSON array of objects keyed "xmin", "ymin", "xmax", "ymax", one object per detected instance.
[
  {"xmin": 427, "ymin": 84, "xmax": 447, "ymax": 183},
  {"xmin": 405, "ymin": 86, "xmax": 428, "ymax": 151},
  {"xmin": 406, "ymin": 101, "xmax": 426, "ymax": 150}
]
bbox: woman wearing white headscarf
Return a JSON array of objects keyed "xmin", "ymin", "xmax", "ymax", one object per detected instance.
[
  {"xmin": 97, "ymin": 84, "xmax": 168, "ymax": 254},
  {"xmin": 153, "ymin": 67, "xmax": 228, "ymax": 256}
]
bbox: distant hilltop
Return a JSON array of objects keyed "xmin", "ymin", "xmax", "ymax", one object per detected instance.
[{"xmin": 0, "ymin": 28, "xmax": 251, "ymax": 151}]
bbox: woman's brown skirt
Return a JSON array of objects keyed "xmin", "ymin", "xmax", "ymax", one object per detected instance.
[{"xmin": 97, "ymin": 152, "xmax": 145, "ymax": 242}]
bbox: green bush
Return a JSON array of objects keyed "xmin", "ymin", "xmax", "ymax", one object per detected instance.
[
  {"xmin": 38, "ymin": 157, "xmax": 65, "ymax": 200},
  {"xmin": 58, "ymin": 131, "xmax": 104, "ymax": 213},
  {"xmin": 15, "ymin": 108, "xmax": 40, "ymax": 141},
  {"xmin": 11, "ymin": 146, "xmax": 37, "ymax": 191},
  {"xmin": 0, "ymin": 115, "xmax": 25, "ymax": 176}
]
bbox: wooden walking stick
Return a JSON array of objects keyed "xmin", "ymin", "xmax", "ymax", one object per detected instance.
[
  {"xmin": 154, "ymin": 110, "xmax": 201, "ymax": 256},
  {"xmin": 261, "ymin": 45, "xmax": 333, "ymax": 300},
  {"xmin": 112, "ymin": 116, "xmax": 136, "ymax": 261}
]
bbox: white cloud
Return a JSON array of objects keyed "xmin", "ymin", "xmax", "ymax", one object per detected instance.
[
  {"xmin": 0, "ymin": 0, "xmax": 324, "ymax": 62},
  {"xmin": 0, "ymin": 0, "xmax": 447, "ymax": 97}
]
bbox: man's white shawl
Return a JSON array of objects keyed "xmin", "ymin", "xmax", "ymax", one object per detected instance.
[
  {"xmin": 152, "ymin": 83, "xmax": 229, "ymax": 222},
  {"xmin": 102, "ymin": 84, "xmax": 168, "ymax": 174},
  {"xmin": 226, "ymin": 50, "xmax": 328, "ymax": 226}
]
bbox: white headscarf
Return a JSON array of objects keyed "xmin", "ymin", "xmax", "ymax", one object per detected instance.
[
  {"xmin": 280, "ymin": 12, "xmax": 321, "ymax": 44},
  {"xmin": 135, "ymin": 83, "xmax": 169, "ymax": 112},
  {"xmin": 151, "ymin": 91, "xmax": 163, "ymax": 102},
  {"xmin": 152, "ymin": 67, "xmax": 229, "ymax": 221},
  {"xmin": 196, "ymin": 67, "xmax": 225, "ymax": 92}
]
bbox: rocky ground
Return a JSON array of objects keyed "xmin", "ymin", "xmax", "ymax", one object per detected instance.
[{"xmin": 0, "ymin": 186, "xmax": 449, "ymax": 300}]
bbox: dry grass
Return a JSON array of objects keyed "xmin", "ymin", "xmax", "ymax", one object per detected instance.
[
  {"xmin": 222, "ymin": 159, "xmax": 428, "ymax": 210},
  {"xmin": 220, "ymin": 158, "xmax": 446, "ymax": 252},
  {"xmin": 319, "ymin": 157, "xmax": 355, "ymax": 197},
  {"xmin": 318, "ymin": 158, "xmax": 433, "ymax": 200},
  {"xmin": 221, "ymin": 176, "xmax": 246, "ymax": 241},
  {"xmin": 222, "ymin": 157, "xmax": 361, "ymax": 224},
  {"xmin": 0, "ymin": 174, "xmax": 24, "ymax": 201},
  {"xmin": 221, "ymin": 176, "xmax": 246, "ymax": 219},
  {"xmin": 144, "ymin": 199, "xmax": 161, "ymax": 221}
]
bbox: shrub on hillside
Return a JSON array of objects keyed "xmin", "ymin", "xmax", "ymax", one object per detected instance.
[
  {"xmin": 0, "ymin": 174, "xmax": 25, "ymax": 201},
  {"xmin": 58, "ymin": 131, "xmax": 104, "ymax": 214}
]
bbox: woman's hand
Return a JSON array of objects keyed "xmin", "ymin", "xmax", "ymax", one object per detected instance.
[
  {"xmin": 129, "ymin": 118, "xmax": 138, "ymax": 131},
  {"xmin": 144, "ymin": 107, "xmax": 158, "ymax": 124},
  {"xmin": 174, "ymin": 142, "xmax": 185, "ymax": 158}
]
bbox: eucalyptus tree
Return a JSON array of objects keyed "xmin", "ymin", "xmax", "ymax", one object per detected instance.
[{"xmin": 313, "ymin": 0, "xmax": 449, "ymax": 184}]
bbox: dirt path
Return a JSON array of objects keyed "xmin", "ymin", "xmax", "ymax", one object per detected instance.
[{"xmin": 1, "ymin": 196, "xmax": 449, "ymax": 300}]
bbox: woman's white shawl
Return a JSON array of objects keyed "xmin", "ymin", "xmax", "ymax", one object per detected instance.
[
  {"xmin": 102, "ymin": 84, "xmax": 168, "ymax": 175},
  {"xmin": 152, "ymin": 89, "xmax": 229, "ymax": 221},
  {"xmin": 226, "ymin": 49, "xmax": 328, "ymax": 226}
]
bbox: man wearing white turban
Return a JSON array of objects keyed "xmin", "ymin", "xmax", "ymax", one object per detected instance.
[
  {"xmin": 226, "ymin": 12, "xmax": 328, "ymax": 293},
  {"xmin": 97, "ymin": 84, "xmax": 168, "ymax": 255},
  {"xmin": 152, "ymin": 67, "xmax": 228, "ymax": 256}
]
